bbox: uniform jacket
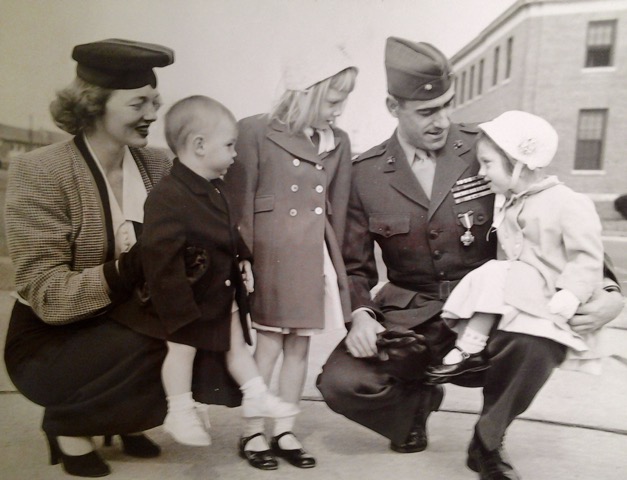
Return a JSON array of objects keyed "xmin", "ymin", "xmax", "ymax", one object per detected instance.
[
  {"xmin": 344, "ymin": 124, "xmax": 496, "ymax": 330},
  {"xmin": 5, "ymin": 136, "xmax": 171, "ymax": 324},
  {"xmin": 496, "ymin": 176, "xmax": 604, "ymax": 325},
  {"xmin": 137, "ymin": 159, "xmax": 252, "ymax": 350},
  {"xmin": 225, "ymin": 114, "xmax": 352, "ymax": 329}
]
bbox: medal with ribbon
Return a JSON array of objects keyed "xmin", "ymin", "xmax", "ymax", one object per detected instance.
[{"xmin": 458, "ymin": 210, "xmax": 475, "ymax": 246}]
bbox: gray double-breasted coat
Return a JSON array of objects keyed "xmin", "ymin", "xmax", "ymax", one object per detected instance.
[{"xmin": 225, "ymin": 115, "xmax": 352, "ymax": 329}]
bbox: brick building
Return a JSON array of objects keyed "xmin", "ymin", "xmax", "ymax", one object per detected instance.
[
  {"xmin": 0, "ymin": 123, "xmax": 68, "ymax": 170},
  {"xmin": 450, "ymin": 0, "xmax": 627, "ymax": 207}
]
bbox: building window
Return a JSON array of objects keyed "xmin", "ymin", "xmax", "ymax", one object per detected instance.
[
  {"xmin": 469, "ymin": 65, "xmax": 475, "ymax": 100},
  {"xmin": 585, "ymin": 20, "xmax": 616, "ymax": 67},
  {"xmin": 478, "ymin": 59, "xmax": 484, "ymax": 95},
  {"xmin": 575, "ymin": 109, "xmax": 607, "ymax": 170},
  {"xmin": 506, "ymin": 37, "xmax": 513, "ymax": 79},
  {"xmin": 492, "ymin": 46, "xmax": 500, "ymax": 86},
  {"xmin": 460, "ymin": 71, "xmax": 466, "ymax": 104}
]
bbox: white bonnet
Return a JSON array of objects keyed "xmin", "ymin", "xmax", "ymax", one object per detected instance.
[
  {"xmin": 282, "ymin": 41, "xmax": 357, "ymax": 92},
  {"xmin": 478, "ymin": 110, "xmax": 558, "ymax": 170}
]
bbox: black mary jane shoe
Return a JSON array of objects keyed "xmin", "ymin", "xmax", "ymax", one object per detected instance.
[
  {"xmin": 270, "ymin": 432, "xmax": 316, "ymax": 469},
  {"xmin": 426, "ymin": 348, "xmax": 490, "ymax": 384},
  {"xmin": 46, "ymin": 434, "xmax": 111, "ymax": 478},
  {"xmin": 104, "ymin": 434, "xmax": 161, "ymax": 458},
  {"xmin": 239, "ymin": 433, "xmax": 278, "ymax": 470}
]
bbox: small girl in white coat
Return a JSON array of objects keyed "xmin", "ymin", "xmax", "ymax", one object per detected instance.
[
  {"xmin": 427, "ymin": 111, "xmax": 605, "ymax": 383},
  {"xmin": 225, "ymin": 43, "xmax": 358, "ymax": 470}
]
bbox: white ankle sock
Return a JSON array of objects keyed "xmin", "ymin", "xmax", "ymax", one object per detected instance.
[
  {"xmin": 244, "ymin": 417, "xmax": 265, "ymax": 437},
  {"xmin": 240, "ymin": 376, "xmax": 267, "ymax": 399},
  {"xmin": 166, "ymin": 391, "xmax": 195, "ymax": 411},
  {"xmin": 457, "ymin": 327, "xmax": 489, "ymax": 354},
  {"xmin": 273, "ymin": 417, "xmax": 301, "ymax": 449}
]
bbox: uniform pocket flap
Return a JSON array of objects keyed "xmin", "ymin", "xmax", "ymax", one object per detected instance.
[
  {"xmin": 254, "ymin": 195, "xmax": 275, "ymax": 213},
  {"xmin": 369, "ymin": 214, "xmax": 410, "ymax": 238}
]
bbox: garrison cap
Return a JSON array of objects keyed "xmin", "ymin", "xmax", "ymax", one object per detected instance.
[
  {"xmin": 72, "ymin": 38, "xmax": 174, "ymax": 89},
  {"xmin": 385, "ymin": 37, "xmax": 453, "ymax": 101}
]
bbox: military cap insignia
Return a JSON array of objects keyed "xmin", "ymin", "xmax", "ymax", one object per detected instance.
[
  {"xmin": 452, "ymin": 175, "xmax": 492, "ymax": 204},
  {"xmin": 424, "ymin": 84, "xmax": 433, "ymax": 91}
]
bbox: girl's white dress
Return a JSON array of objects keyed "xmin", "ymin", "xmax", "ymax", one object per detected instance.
[{"xmin": 442, "ymin": 176, "xmax": 605, "ymax": 374}]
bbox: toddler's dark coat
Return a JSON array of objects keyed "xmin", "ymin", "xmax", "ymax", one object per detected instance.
[{"xmin": 138, "ymin": 158, "xmax": 252, "ymax": 350}]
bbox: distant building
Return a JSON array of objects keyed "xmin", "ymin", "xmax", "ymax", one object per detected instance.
[
  {"xmin": 0, "ymin": 123, "xmax": 68, "ymax": 169},
  {"xmin": 450, "ymin": 0, "xmax": 627, "ymax": 199}
]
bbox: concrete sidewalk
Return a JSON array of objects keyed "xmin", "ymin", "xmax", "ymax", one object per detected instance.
[{"xmin": 1, "ymin": 301, "xmax": 627, "ymax": 479}]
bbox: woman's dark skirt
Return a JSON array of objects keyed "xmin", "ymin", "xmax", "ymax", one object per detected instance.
[{"xmin": 4, "ymin": 301, "xmax": 168, "ymax": 437}]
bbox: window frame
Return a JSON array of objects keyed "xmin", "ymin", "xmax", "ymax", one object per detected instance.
[{"xmin": 574, "ymin": 108, "xmax": 608, "ymax": 171}]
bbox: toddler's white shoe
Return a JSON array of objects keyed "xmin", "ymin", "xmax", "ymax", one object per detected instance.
[
  {"xmin": 241, "ymin": 392, "xmax": 300, "ymax": 418},
  {"xmin": 164, "ymin": 407, "xmax": 212, "ymax": 446}
]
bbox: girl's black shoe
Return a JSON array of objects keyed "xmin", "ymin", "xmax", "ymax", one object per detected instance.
[
  {"xmin": 270, "ymin": 432, "xmax": 316, "ymax": 468},
  {"xmin": 104, "ymin": 434, "xmax": 161, "ymax": 458},
  {"xmin": 46, "ymin": 434, "xmax": 111, "ymax": 478},
  {"xmin": 239, "ymin": 433, "xmax": 278, "ymax": 470},
  {"xmin": 426, "ymin": 348, "xmax": 490, "ymax": 384}
]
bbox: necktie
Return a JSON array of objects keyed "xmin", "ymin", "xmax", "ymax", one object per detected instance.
[{"xmin": 411, "ymin": 150, "xmax": 436, "ymax": 199}]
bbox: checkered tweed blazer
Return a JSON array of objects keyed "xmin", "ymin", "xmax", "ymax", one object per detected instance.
[{"xmin": 5, "ymin": 137, "xmax": 172, "ymax": 324}]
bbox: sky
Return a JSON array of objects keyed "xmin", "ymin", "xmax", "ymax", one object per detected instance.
[{"xmin": 0, "ymin": 0, "xmax": 518, "ymax": 151}]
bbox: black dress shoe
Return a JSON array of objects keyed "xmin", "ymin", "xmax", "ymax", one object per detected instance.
[
  {"xmin": 46, "ymin": 434, "xmax": 111, "ymax": 478},
  {"xmin": 104, "ymin": 434, "xmax": 161, "ymax": 458},
  {"xmin": 467, "ymin": 435, "xmax": 520, "ymax": 480},
  {"xmin": 239, "ymin": 433, "xmax": 278, "ymax": 470},
  {"xmin": 270, "ymin": 432, "xmax": 316, "ymax": 468},
  {"xmin": 426, "ymin": 348, "xmax": 490, "ymax": 384},
  {"xmin": 390, "ymin": 385, "xmax": 444, "ymax": 453}
]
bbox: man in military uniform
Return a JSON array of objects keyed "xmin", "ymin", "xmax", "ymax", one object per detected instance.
[{"xmin": 317, "ymin": 37, "xmax": 623, "ymax": 480}]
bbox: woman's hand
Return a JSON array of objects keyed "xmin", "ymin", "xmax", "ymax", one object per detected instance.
[
  {"xmin": 239, "ymin": 260, "xmax": 254, "ymax": 293},
  {"xmin": 569, "ymin": 288, "xmax": 624, "ymax": 334}
]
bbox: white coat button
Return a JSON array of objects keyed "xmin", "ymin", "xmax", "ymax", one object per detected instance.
[
  {"xmin": 315, "ymin": 185, "xmax": 324, "ymax": 193},
  {"xmin": 291, "ymin": 184, "xmax": 299, "ymax": 192},
  {"xmin": 289, "ymin": 209, "xmax": 298, "ymax": 216},
  {"xmin": 224, "ymin": 279, "xmax": 232, "ymax": 287},
  {"xmin": 315, "ymin": 164, "xmax": 323, "ymax": 170},
  {"xmin": 293, "ymin": 159, "xmax": 300, "ymax": 166},
  {"xmin": 314, "ymin": 207, "xmax": 323, "ymax": 215}
]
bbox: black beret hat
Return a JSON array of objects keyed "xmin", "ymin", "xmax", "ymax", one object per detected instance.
[
  {"xmin": 72, "ymin": 38, "xmax": 174, "ymax": 89},
  {"xmin": 385, "ymin": 37, "xmax": 453, "ymax": 101}
]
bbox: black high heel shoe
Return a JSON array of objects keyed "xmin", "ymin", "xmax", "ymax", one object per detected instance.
[
  {"xmin": 103, "ymin": 434, "xmax": 161, "ymax": 458},
  {"xmin": 46, "ymin": 434, "xmax": 110, "ymax": 478},
  {"xmin": 239, "ymin": 433, "xmax": 278, "ymax": 470},
  {"xmin": 270, "ymin": 432, "xmax": 316, "ymax": 468}
]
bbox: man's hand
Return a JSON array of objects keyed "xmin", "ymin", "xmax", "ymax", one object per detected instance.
[
  {"xmin": 345, "ymin": 309, "xmax": 385, "ymax": 358},
  {"xmin": 569, "ymin": 288, "xmax": 624, "ymax": 335}
]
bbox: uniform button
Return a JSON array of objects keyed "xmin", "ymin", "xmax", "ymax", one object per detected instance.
[
  {"xmin": 224, "ymin": 279, "xmax": 232, "ymax": 287},
  {"xmin": 289, "ymin": 209, "xmax": 298, "ymax": 216},
  {"xmin": 315, "ymin": 164, "xmax": 323, "ymax": 170},
  {"xmin": 439, "ymin": 271, "xmax": 445, "ymax": 278},
  {"xmin": 315, "ymin": 185, "xmax": 324, "ymax": 193},
  {"xmin": 429, "ymin": 230, "xmax": 439, "ymax": 239},
  {"xmin": 291, "ymin": 184, "xmax": 299, "ymax": 192},
  {"xmin": 314, "ymin": 207, "xmax": 323, "ymax": 215},
  {"xmin": 433, "ymin": 250, "xmax": 442, "ymax": 260},
  {"xmin": 293, "ymin": 159, "xmax": 301, "ymax": 166}
]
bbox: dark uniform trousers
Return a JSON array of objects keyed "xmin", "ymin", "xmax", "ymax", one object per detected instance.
[
  {"xmin": 317, "ymin": 124, "xmax": 567, "ymax": 450},
  {"xmin": 317, "ymin": 329, "xmax": 566, "ymax": 449}
]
